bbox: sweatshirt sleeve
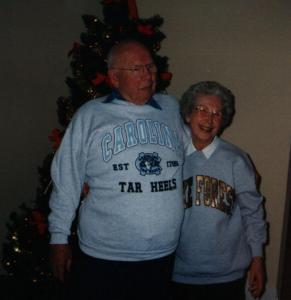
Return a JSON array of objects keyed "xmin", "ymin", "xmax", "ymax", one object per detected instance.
[
  {"xmin": 48, "ymin": 111, "xmax": 87, "ymax": 244},
  {"xmin": 233, "ymin": 154, "xmax": 267, "ymax": 257}
]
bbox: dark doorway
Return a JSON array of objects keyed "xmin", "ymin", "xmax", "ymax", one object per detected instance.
[{"xmin": 278, "ymin": 146, "xmax": 291, "ymax": 300}]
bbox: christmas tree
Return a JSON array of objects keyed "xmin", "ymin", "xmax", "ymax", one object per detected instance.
[{"xmin": 1, "ymin": 0, "xmax": 172, "ymax": 298}]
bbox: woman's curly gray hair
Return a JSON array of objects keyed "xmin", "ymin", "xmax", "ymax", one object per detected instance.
[{"xmin": 180, "ymin": 81, "xmax": 235, "ymax": 131}]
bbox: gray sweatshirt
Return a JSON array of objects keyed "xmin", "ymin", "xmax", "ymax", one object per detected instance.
[
  {"xmin": 49, "ymin": 93, "xmax": 186, "ymax": 261},
  {"xmin": 173, "ymin": 137, "xmax": 266, "ymax": 284}
]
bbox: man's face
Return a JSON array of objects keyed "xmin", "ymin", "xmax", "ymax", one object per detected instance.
[
  {"xmin": 108, "ymin": 44, "xmax": 157, "ymax": 104},
  {"xmin": 186, "ymin": 94, "xmax": 223, "ymax": 150}
]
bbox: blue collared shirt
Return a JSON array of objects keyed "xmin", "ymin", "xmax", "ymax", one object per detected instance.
[{"xmin": 103, "ymin": 89, "xmax": 162, "ymax": 110}]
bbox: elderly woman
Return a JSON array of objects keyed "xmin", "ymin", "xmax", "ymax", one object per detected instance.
[{"xmin": 172, "ymin": 81, "xmax": 266, "ymax": 300}]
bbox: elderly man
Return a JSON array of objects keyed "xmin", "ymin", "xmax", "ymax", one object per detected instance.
[{"xmin": 48, "ymin": 40, "xmax": 186, "ymax": 300}]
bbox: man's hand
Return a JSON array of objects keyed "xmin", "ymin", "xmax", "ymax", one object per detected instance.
[
  {"xmin": 50, "ymin": 244, "xmax": 72, "ymax": 282},
  {"xmin": 248, "ymin": 256, "xmax": 265, "ymax": 299}
]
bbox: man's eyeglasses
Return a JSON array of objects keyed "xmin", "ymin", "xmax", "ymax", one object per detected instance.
[
  {"xmin": 194, "ymin": 105, "xmax": 222, "ymax": 118},
  {"xmin": 111, "ymin": 63, "xmax": 157, "ymax": 76}
]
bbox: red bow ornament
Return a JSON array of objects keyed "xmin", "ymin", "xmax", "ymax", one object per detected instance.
[
  {"xmin": 160, "ymin": 72, "xmax": 173, "ymax": 81},
  {"xmin": 48, "ymin": 128, "xmax": 62, "ymax": 151}
]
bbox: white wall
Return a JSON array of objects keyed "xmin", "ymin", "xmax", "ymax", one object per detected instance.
[{"xmin": 137, "ymin": 0, "xmax": 291, "ymax": 297}]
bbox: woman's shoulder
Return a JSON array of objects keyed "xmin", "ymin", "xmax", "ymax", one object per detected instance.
[{"xmin": 217, "ymin": 138, "xmax": 249, "ymax": 161}]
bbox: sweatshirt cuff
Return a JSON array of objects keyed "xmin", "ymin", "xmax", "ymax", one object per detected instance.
[
  {"xmin": 251, "ymin": 244, "xmax": 263, "ymax": 257},
  {"xmin": 50, "ymin": 233, "xmax": 69, "ymax": 244}
]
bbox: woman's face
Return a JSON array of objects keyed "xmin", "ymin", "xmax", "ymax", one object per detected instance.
[{"xmin": 186, "ymin": 94, "xmax": 223, "ymax": 150}]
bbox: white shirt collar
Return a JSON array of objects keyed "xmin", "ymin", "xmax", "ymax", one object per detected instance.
[{"xmin": 186, "ymin": 136, "xmax": 219, "ymax": 159}]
